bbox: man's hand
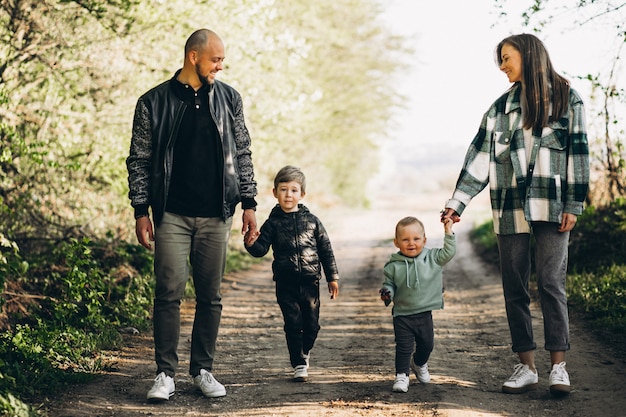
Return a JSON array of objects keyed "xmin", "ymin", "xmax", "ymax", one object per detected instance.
[
  {"xmin": 242, "ymin": 209, "xmax": 257, "ymax": 236},
  {"xmin": 328, "ymin": 281, "xmax": 339, "ymax": 299},
  {"xmin": 135, "ymin": 216, "xmax": 154, "ymax": 250}
]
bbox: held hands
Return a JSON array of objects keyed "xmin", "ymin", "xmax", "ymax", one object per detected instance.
[
  {"xmin": 244, "ymin": 229, "xmax": 260, "ymax": 247},
  {"xmin": 440, "ymin": 208, "xmax": 461, "ymax": 224},
  {"xmin": 242, "ymin": 208, "xmax": 259, "ymax": 247}
]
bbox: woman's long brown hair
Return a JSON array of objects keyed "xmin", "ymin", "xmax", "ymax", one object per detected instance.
[{"xmin": 496, "ymin": 34, "xmax": 570, "ymax": 133}]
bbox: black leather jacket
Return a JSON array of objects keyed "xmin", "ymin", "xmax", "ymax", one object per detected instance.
[
  {"xmin": 126, "ymin": 71, "xmax": 257, "ymax": 226},
  {"xmin": 246, "ymin": 204, "xmax": 339, "ymax": 283}
]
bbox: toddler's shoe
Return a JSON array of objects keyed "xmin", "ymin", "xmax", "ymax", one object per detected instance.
[
  {"xmin": 501, "ymin": 363, "xmax": 538, "ymax": 394},
  {"xmin": 392, "ymin": 373, "xmax": 409, "ymax": 393},
  {"xmin": 294, "ymin": 365, "xmax": 308, "ymax": 382},
  {"xmin": 549, "ymin": 361, "xmax": 571, "ymax": 396},
  {"xmin": 410, "ymin": 359, "xmax": 431, "ymax": 384}
]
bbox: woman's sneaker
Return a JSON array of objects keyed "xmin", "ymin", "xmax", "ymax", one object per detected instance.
[
  {"xmin": 147, "ymin": 372, "xmax": 175, "ymax": 401},
  {"xmin": 410, "ymin": 359, "xmax": 431, "ymax": 384},
  {"xmin": 392, "ymin": 373, "xmax": 410, "ymax": 393},
  {"xmin": 502, "ymin": 363, "xmax": 538, "ymax": 394},
  {"xmin": 549, "ymin": 361, "xmax": 571, "ymax": 396}
]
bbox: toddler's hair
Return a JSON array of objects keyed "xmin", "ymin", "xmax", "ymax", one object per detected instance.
[
  {"xmin": 274, "ymin": 165, "xmax": 306, "ymax": 193},
  {"xmin": 395, "ymin": 216, "xmax": 425, "ymax": 238}
]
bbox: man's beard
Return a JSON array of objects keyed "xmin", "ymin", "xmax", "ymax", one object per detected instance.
[{"xmin": 195, "ymin": 64, "xmax": 214, "ymax": 85}]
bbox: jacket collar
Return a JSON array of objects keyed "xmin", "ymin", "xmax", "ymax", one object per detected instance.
[{"xmin": 504, "ymin": 83, "xmax": 522, "ymax": 115}]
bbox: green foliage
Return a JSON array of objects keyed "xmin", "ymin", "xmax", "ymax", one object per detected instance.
[
  {"xmin": 469, "ymin": 220, "xmax": 499, "ymax": 266},
  {"xmin": 0, "ymin": 237, "xmax": 154, "ymax": 414},
  {"xmin": 568, "ymin": 199, "xmax": 626, "ymax": 272},
  {"xmin": 0, "ymin": 391, "xmax": 38, "ymax": 417},
  {"xmin": 567, "ymin": 265, "xmax": 626, "ymax": 333},
  {"xmin": 0, "ymin": 323, "xmax": 101, "ymax": 393}
]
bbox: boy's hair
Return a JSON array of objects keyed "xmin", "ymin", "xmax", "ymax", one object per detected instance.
[
  {"xmin": 395, "ymin": 216, "xmax": 425, "ymax": 238},
  {"xmin": 274, "ymin": 165, "xmax": 306, "ymax": 193}
]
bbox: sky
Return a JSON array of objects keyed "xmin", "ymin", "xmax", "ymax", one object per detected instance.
[{"xmin": 373, "ymin": 0, "xmax": 621, "ymax": 197}]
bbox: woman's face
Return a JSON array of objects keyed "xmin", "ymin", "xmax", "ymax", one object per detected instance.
[{"xmin": 500, "ymin": 43, "xmax": 522, "ymax": 83}]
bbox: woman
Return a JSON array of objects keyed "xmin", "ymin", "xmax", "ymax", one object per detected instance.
[{"xmin": 441, "ymin": 33, "xmax": 589, "ymax": 396}]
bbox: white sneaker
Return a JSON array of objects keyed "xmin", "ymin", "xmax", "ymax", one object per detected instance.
[
  {"xmin": 193, "ymin": 369, "xmax": 226, "ymax": 398},
  {"xmin": 411, "ymin": 359, "xmax": 431, "ymax": 384},
  {"xmin": 302, "ymin": 351, "xmax": 310, "ymax": 369},
  {"xmin": 549, "ymin": 361, "xmax": 571, "ymax": 396},
  {"xmin": 147, "ymin": 372, "xmax": 175, "ymax": 401},
  {"xmin": 502, "ymin": 363, "xmax": 538, "ymax": 394},
  {"xmin": 392, "ymin": 373, "xmax": 409, "ymax": 393},
  {"xmin": 294, "ymin": 365, "xmax": 308, "ymax": 382}
]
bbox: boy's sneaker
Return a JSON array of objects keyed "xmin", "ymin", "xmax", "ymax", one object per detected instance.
[
  {"xmin": 302, "ymin": 351, "xmax": 310, "ymax": 369},
  {"xmin": 147, "ymin": 372, "xmax": 175, "ymax": 401},
  {"xmin": 294, "ymin": 365, "xmax": 308, "ymax": 382},
  {"xmin": 410, "ymin": 359, "xmax": 431, "ymax": 384},
  {"xmin": 392, "ymin": 373, "xmax": 410, "ymax": 393},
  {"xmin": 193, "ymin": 369, "xmax": 226, "ymax": 398},
  {"xmin": 549, "ymin": 361, "xmax": 571, "ymax": 396},
  {"xmin": 502, "ymin": 363, "xmax": 538, "ymax": 394}
]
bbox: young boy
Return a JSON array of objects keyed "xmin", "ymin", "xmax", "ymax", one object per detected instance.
[
  {"xmin": 244, "ymin": 165, "xmax": 339, "ymax": 382},
  {"xmin": 380, "ymin": 216, "xmax": 455, "ymax": 393}
]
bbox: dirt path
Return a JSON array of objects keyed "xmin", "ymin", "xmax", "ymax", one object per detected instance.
[{"xmin": 45, "ymin": 195, "xmax": 626, "ymax": 417}]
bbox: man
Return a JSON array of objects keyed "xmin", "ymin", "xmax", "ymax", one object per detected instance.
[{"xmin": 126, "ymin": 29, "xmax": 258, "ymax": 402}]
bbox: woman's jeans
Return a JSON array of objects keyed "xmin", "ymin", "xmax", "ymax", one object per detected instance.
[
  {"xmin": 393, "ymin": 311, "xmax": 434, "ymax": 375},
  {"xmin": 276, "ymin": 279, "xmax": 321, "ymax": 368},
  {"xmin": 153, "ymin": 212, "xmax": 232, "ymax": 377},
  {"xmin": 497, "ymin": 222, "xmax": 570, "ymax": 353}
]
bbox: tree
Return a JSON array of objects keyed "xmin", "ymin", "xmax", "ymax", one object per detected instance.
[
  {"xmin": 494, "ymin": 0, "xmax": 626, "ymax": 206},
  {"xmin": 0, "ymin": 0, "xmax": 138, "ymax": 248},
  {"xmin": 1, "ymin": 0, "xmax": 413, "ymax": 255},
  {"xmin": 127, "ymin": 0, "xmax": 412, "ymax": 206}
]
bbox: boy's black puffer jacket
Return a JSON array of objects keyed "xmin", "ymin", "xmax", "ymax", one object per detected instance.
[{"xmin": 246, "ymin": 204, "xmax": 339, "ymax": 283}]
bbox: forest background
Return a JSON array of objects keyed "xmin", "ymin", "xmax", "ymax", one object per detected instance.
[{"xmin": 0, "ymin": 0, "xmax": 625, "ymax": 415}]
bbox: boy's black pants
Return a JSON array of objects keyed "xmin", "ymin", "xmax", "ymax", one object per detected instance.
[{"xmin": 276, "ymin": 278, "xmax": 321, "ymax": 368}]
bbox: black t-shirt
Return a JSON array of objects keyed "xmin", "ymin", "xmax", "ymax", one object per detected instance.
[{"xmin": 165, "ymin": 80, "xmax": 223, "ymax": 218}]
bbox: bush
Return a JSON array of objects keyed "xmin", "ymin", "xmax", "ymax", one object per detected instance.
[
  {"xmin": 568, "ymin": 199, "xmax": 626, "ymax": 272},
  {"xmin": 567, "ymin": 265, "xmax": 626, "ymax": 329}
]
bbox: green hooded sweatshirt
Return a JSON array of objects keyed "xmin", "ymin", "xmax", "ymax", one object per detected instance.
[{"xmin": 382, "ymin": 234, "xmax": 456, "ymax": 317}]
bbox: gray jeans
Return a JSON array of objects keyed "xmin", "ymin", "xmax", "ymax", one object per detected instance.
[
  {"xmin": 497, "ymin": 222, "xmax": 570, "ymax": 353},
  {"xmin": 153, "ymin": 212, "xmax": 232, "ymax": 377}
]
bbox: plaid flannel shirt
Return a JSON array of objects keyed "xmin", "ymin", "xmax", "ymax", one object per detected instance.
[{"xmin": 446, "ymin": 84, "xmax": 589, "ymax": 235}]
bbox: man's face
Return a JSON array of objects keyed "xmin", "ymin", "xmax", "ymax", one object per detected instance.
[{"xmin": 195, "ymin": 37, "xmax": 225, "ymax": 85}]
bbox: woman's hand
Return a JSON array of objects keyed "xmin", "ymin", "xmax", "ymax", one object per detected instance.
[
  {"xmin": 440, "ymin": 208, "xmax": 461, "ymax": 223},
  {"xmin": 558, "ymin": 213, "xmax": 578, "ymax": 232}
]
